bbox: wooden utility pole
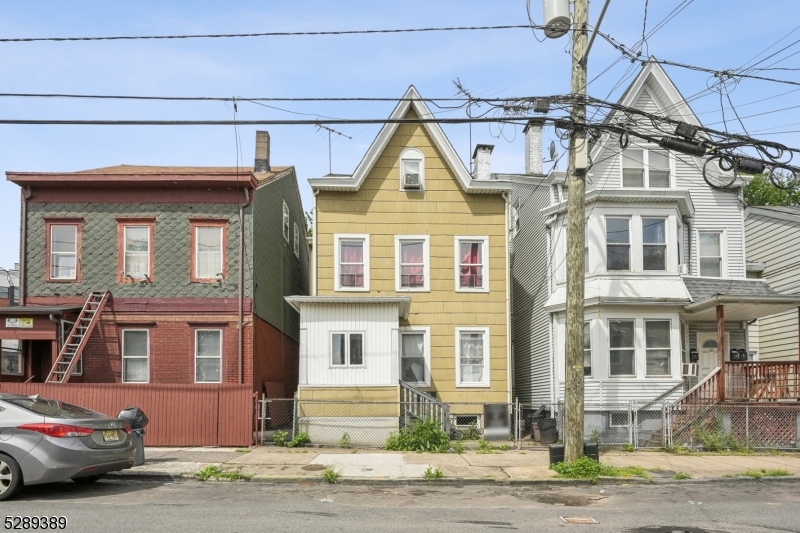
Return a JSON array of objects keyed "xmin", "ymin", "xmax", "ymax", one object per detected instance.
[{"xmin": 563, "ymin": 0, "xmax": 589, "ymax": 464}]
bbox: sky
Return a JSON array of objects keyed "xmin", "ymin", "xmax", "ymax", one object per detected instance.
[{"xmin": 1, "ymin": 0, "xmax": 799, "ymax": 269}]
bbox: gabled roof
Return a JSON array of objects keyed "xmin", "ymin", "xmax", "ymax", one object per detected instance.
[{"xmin": 307, "ymin": 86, "xmax": 510, "ymax": 194}]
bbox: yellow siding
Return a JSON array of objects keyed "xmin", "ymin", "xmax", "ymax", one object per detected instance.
[
  {"xmin": 297, "ymin": 386, "xmax": 400, "ymax": 417},
  {"xmin": 316, "ymin": 110, "xmax": 509, "ymax": 404}
]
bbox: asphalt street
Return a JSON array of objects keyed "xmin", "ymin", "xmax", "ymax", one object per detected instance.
[{"xmin": 1, "ymin": 478, "xmax": 799, "ymax": 533}]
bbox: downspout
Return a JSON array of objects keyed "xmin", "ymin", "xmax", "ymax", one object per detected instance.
[
  {"xmin": 239, "ymin": 188, "xmax": 251, "ymax": 385},
  {"xmin": 19, "ymin": 187, "xmax": 32, "ymax": 306},
  {"xmin": 503, "ymin": 191, "xmax": 512, "ymax": 404},
  {"xmin": 312, "ymin": 189, "xmax": 320, "ymax": 296},
  {"xmin": 682, "ymin": 216, "xmax": 693, "ymax": 275}
]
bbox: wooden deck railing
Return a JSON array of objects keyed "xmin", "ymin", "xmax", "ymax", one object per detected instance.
[
  {"xmin": 726, "ymin": 361, "xmax": 800, "ymax": 401},
  {"xmin": 673, "ymin": 367, "xmax": 719, "ymax": 410}
]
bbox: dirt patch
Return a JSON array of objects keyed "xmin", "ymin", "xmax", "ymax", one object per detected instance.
[
  {"xmin": 514, "ymin": 490, "xmax": 595, "ymax": 507},
  {"xmin": 301, "ymin": 464, "xmax": 327, "ymax": 471}
]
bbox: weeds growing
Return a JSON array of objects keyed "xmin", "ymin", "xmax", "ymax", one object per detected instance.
[
  {"xmin": 195, "ymin": 465, "xmax": 252, "ymax": 482},
  {"xmin": 423, "ymin": 467, "xmax": 444, "ymax": 480},
  {"xmin": 386, "ymin": 419, "xmax": 449, "ymax": 453},
  {"xmin": 322, "ymin": 467, "xmax": 340, "ymax": 484},
  {"xmin": 550, "ymin": 456, "xmax": 650, "ymax": 484}
]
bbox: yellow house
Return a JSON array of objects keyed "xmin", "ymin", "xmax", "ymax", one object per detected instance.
[{"xmin": 286, "ymin": 87, "xmax": 513, "ymax": 441}]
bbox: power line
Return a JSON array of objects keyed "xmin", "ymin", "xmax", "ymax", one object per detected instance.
[
  {"xmin": 0, "ymin": 117, "xmax": 547, "ymax": 126},
  {"xmin": 0, "ymin": 25, "xmax": 532, "ymax": 43},
  {"xmin": 0, "ymin": 92, "xmax": 485, "ymax": 102}
]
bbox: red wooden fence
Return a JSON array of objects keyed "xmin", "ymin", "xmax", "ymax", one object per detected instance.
[{"xmin": 0, "ymin": 383, "xmax": 254, "ymax": 446}]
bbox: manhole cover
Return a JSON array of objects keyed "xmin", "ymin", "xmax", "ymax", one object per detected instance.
[
  {"xmin": 560, "ymin": 517, "xmax": 598, "ymax": 524},
  {"xmin": 626, "ymin": 527, "xmax": 728, "ymax": 533},
  {"xmin": 301, "ymin": 464, "xmax": 327, "ymax": 471}
]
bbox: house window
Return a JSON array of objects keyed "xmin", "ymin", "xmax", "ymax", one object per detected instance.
[
  {"xmin": 680, "ymin": 322, "xmax": 688, "ymax": 363},
  {"xmin": 622, "ymin": 149, "xmax": 670, "ymax": 188},
  {"xmin": 645, "ymin": 320, "xmax": 671, "ymax": 376},
  {"xmin": 583, "ymin": 322, "xmax": 592, "ymax": 376},
  {"xmin": 331, "ymin": 332, "xmax": 364, "ymax": 367},
  {"xmin": 335, "ymin": 234, "xmax": 369, "ymax": 291},
  {"xmin": 121, "ymin": 330, "xmax": 149, "ymax": 383},
  {"xmin": 699, "ymin": 232, "xmax": 723, "ymax": 277},
  {"xmin": 282, "ymin": 201, "xmax": 290, "ymax": 242},
  {"xmin": 456, "ymin": 327, "xmax": 490, "ymax": 387},
  {"xmin": 293, "ymin": 222, "xmax": 300, "ymax": 258},
  {"xmin": 642, "ymin": 218, "xmax": 666, "ymax": 271},
  {"xmin": 400, "ymin": 328, "xmax": 430, "ymax": 386},
  {"xmin": 1, "ymin": 340, "xmax": 22, "ymax": 376},
  {"xmin": 60, "ymin": 320, "xmax": 82, "ymax": 375},
  {"xmin": 609, "ymin": 320, "xmax": 635, "ymax": 376},
  {"xmin": 399, "ymin": 148, "xmax": 424, "ymax": 190},
  {"xmin": 190, "ymin": 220, "xmax": 226, "ymax": 282},
  {"xmin": 606, "ymin": 218, "xmax": 630, "ymax": 271},
  {"xmin": 195, "ymin": 329, "xmax": 222, "ymax": 383},
  {"xmin": 115, "ymin": 218, "xmax": 156, "ymax": 283},
  {"xmin": 455, "ymin": 237, "xmax": 489, "ymax": 291},
  {"xmin": 47, "ymin": 223, "xmax": 80, "ymax": 281},
  {"xmin": 396, "ymin": 236, "xmax": 429, "ymax": 291}
]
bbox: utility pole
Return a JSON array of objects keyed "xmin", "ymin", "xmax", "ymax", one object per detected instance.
[{"xmin": 563, "ymin": 0, "xmax": 589, "ymax": 464}]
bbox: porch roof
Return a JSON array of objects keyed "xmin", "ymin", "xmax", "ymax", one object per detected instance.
[
  {"xmin": 0, "ymin": 305, "xmax": 82, "ymax": 316},
  {"xmin": 284, "ymin": 296, "xmax": 411, "ymax": 319},
  {"xmin": 681, "ymin": 294, "xmax": 800, "ymax": 322}
]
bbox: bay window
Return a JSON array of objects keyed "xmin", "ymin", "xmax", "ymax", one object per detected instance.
[
  {"xmin": 583, "ymin": 322, "xmax": 591, "ymax": 376},
  {"xmin": 645, "ymin": 320, "xmax": 671, "ymax": 376},
  {"xmin": 642, "ymin": 218, "xmax": 666, "ymax": 271},
  {"xmin": 606, "ymin": 218, "xmax": 630, "ymax": 271}
]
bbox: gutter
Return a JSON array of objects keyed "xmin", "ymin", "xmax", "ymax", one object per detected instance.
[
  {"xmin": 19, "ymin": 187, "xmax": 32, "ymax": 306},
  {"xmin": 503, "ymin": 191, "xmax": 512, "ymax": 405},
  {"xmin": 312, "ymin": 188, "xmax": 319, "ymax": 296},
  {"xmin": 239, "ymin": 188, "xmax": 251, "ymax": 385},
  {"xmin": 683, "ymin": 216, "xmax": 693, "ymax": 275}
]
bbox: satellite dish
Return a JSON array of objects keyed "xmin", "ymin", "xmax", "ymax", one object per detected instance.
[{"xmin": 549, "ymin": 141, "xmax": 557, "ymax": 161}]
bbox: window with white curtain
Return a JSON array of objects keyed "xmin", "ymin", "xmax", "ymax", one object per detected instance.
[
  {"xmin": 49, "ymin": 224, "xmax": 78, "ymax": 280},
  {"xmin": 195, "ymin": 227, "xmax": 223, "ymax": 280},
  {"xmin": 456, "ymin": 328, "xmax": 490, "ymax": 387},
  {"xmin": 282, "ymin": 201, "xmax": 290, "ymax": 242},
  {"xmin": 124, "ymin": 226, "xmax": 150, "ymax": 278},
  {"xmin": 195, "ymin": 329, "xmax": 222, "ymax": 383},
  {"xmin": 122, "ymin": 330, "xmax": 149, "ymax": 383}
]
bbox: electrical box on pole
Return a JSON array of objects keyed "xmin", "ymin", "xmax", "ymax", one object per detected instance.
[{"xmin": 543, "ymin": 0, "xmax": 571, "ymax": 38}]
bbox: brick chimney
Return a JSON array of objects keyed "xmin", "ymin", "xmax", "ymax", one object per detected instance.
[
  {"xmin": 472, "ymin": 144, "xmax": 494, "ymax": 180},
  {"xmin": 254, "ymin": 131, "xmax": 271, "ymax": 173},
  {"xmin": 524, "ymin": 118, "xmax": 544, "ymax": 175}
]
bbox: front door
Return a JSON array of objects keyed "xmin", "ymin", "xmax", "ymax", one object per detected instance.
[{"xmin": 696, "ymin": 332, "xmax": 730, "ymax": 380}]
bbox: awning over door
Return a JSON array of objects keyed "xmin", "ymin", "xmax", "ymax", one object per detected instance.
[{"xmin": 0, "ymin": 305, "xmax": 82, "ymax": 340}]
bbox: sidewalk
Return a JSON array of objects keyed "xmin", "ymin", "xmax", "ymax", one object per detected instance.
[{"xmin": 112, "ymin": 446, "xmax": 800, "ymax": 485}]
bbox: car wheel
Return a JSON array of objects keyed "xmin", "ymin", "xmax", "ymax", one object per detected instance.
[
  {"xmin": 0, "ymin": 454, "xmax": 23, "ymax": 501},
  {"xmin": 72, "ymin": 474, "xmax": 105, "ymax": 484}
]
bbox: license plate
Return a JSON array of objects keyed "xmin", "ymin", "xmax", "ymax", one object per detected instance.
[{"xmin": 102, "ymin": 430, "xmax": 119, "ymax": 442}]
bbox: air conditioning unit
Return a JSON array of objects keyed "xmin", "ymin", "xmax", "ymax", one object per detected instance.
[
  {"xmin": 682, "ymin": 363, "xmax": 698, "ymax": 377},
  {"xmin": 679, "ymin": 263, "xmax": 688, "ymax": 275},
  {"xmin": 403, "ymin": 172, "xmax": 421, "ymax": 189}
]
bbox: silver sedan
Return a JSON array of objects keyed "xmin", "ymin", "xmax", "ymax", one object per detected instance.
[{"xmin": 0, "ymin": 394, "xmax": 135, "ymax": 500}]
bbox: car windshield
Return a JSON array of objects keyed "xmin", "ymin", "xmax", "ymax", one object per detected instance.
[{"xmin": 4, "ymin": 397, "xmax": 105, "ymax": 419}]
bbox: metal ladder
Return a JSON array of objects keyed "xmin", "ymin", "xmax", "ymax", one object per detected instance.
[{"xmin": 45, "ymin": 291, "xmax": 109, "ymax": 384}]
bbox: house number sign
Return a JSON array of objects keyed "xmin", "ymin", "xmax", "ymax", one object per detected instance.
[{"xmin": 5, "ymin": 318, "xmax": 33, "ymax": 328}]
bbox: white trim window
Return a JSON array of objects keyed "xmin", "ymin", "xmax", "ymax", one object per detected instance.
[
  {"xmin": 196, "ymin": 226, "xmax": 223, "ymax": 280},
  {"xmin": 455, "ymin": 327, "xmax": 490, "ymax": 387},
  {"xmin": 124, "ymin": 226, "xmax": 150, "ymax": 279},
  {"xmin": 583, "ymin": 321, "xmax": 592, "ymax": 377},
  {"xmin": 334, "ymin": 234, "xmax": 369, "ymax": 291},
  {"xmin": 121, "ymin": 329, "xmax": 149, "ymax": 383},
  {"xmin": 609, "ymin": 319, "xmax": 635, "ymax": 377},
  {"xmin": 60, "ymin": 320, "xmax": 82, "ymax": 375},
  {"xmin": 399, "ymin": 148, "xmax": 424, "ymax": 191},
  {"xmin": 606, "ymin": 218, "xmax": 630, "ymax": 271},
  {"xmin": 195, "ymin": 329, "xmax": 222, "ymax": 383},
  {"xmin": 455, "ymin": 236, "xmax": 489, "ymax": 292},
  {"xmin": 1, "ymin": 340, "xmax": 22, "ymax": 376},
  {"xmin": 282, "ymin": 200, "xmax": 290, "ymax": 243},
  {"xmin": 642, "ymin": 218, "xmax": 667, "ymax": 271},
  {"xmin": 293, "ymin": 222, "xmax": 300, "ymax": 259},
  {"xmin": 395, "ymin": 235, "xmax": 430, "ymax": 291},
  {"xmin": 331, "ymin": 332, "xmax": 364, "ymax": 367},
  {"xmin": 50, "ymin": 224, "xmax": 78, "ymax": 280},
  {"xmin": 698, "ymin": 231, "xmax": 723, "ymax": 277},
  {"xmin": 400, "ymin": 327, "xmax": 430, "ymax": 387},
  {"xmin": 621, "ymin": 148, "xmax": 671, "ymax": 188},
  {"xmin": 645, "ymin": 320, "xmax": 671, "ymax": 376}
]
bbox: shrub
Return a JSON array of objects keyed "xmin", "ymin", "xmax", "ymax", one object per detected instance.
[
  {"xmin": 423, "ymin": 467, "xmax": 444, "ymax": 480},
  {"xmin": 451, "ymin": 441, "xmax": 464, "ymax": 454},
  {"xmin": 588, "ymin": 430, "xmax": 601, "ymax": 445},
  {"xmin": 340, "ymin": 433, "xmax": 352, "ymax": 448},
  {"xmin": 476, "ymin": 439, "xmax": 493, "ymax": 454},
  {"xmin": 458, "ymin": 422, "xmax": 482, "ymax": 441},
  {"xmin": 694, "ymin": 424, "xmax": 751, "ymax": 453},
  {"xmin": 386, "ymin": 419, "xmax": 449, "ymax": 453},
  {"xmin": 287, "ymin": 432, "xmax": 311, "ymax": 448},
  {"xmin": 273, "ymin": 430, "xmax": 288, "ymax": 447},
  {"xmin": 621, "ymin": 443, "xmax": 635, "ymax": 452},
  {"xmin": 673, "ymin": 471, "xmax": 691, "ymax": 480}
]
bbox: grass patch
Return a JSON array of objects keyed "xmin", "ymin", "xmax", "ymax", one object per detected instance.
[
  {"xmin": 663, "ymin": 444, "xmax": 695, "ymax": 455},
  {"xmin": 386, "ymin": 419, "xmax": 449, "ymax": 453},
  {"xmin": 451, "ymin": 441, "xmax": 464, "ymax": 454},
  {"xmin": 287, "ymin": 432, "xmax": 311, "ymax": 448},
  {"xmin": 234, "ymin": 448, "xmax": 250, "ymax": 453},
  {"xmin": 476, "ymin": 439, "xmax": 494, "ymax": 454},
  {"xmin": 195, "ymin": 465, "xmax": 252, "ymax": 482},
  {"xmin": 673, "ymin": 471, "xmax": 691, "ymax": 480},
  {"xmin": 550, "ymin": 456, "xmax": 650, "ymax": 484},
  {"xmin": 694, "ymin": 425, "xmax": 752, "ymax": 453},
  {"xmin": 621, "ymin": 443, "xmax": 635, "ymax": 452},
  {"xmin": 499, "ymin": 443, "xmax": 511, "ymax": 452},
  {"xmin": 423, "ymin": 467, "xmax": 444, "ymax": 480},
  {"xmin": 726, "ymin": 469, "xmax": 792, "ymax": 479},
  {"xmin": 322, "ymin": 467, "xmax": 340, "ymax": 484}
]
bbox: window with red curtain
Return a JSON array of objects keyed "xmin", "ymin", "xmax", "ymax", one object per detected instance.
[
  {"xmin": 459, "ymin": 241, "xmax": 483, "ymax": 288},
  {"xmin": 340, "ymin": 240, "xmax": 364, "ymax": 287},
  {"xmin": 400, "ymin": 241, "xmax": 425, "ymax": 288}
]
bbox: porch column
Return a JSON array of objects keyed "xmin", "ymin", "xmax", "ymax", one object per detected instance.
[
  {"xmin": 797, "ymin": 307, "xmax": 800, "ymax": 360},
  {"xmin": 717, "ymin": 304, "xmax": 725, "ymax": 402}
]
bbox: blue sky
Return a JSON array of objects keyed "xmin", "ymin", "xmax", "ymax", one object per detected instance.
[{"xmin": 1, "ymin": 0, "xmax": 799, "ymax": 268}]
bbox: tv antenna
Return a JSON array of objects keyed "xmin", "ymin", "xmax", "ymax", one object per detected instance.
[{"xmin": 315, "ymin": 123, "xmax": 352, "ymax": 174}]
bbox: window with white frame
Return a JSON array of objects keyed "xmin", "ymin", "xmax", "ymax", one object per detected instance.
[
  {"xmin": 456, "ymin": 327, "xmax": 490, "ymax": 387},
  {"xmin": 195, "ymin": 226, "xmax": 223, "ymax": 280},
  {"xmin": 60, "ymin": 320, "xmax": 82, "ymax": 375},
  {"xmin": 49, "ymin": 224, "xmax": 78, "ymax": 280},
  {"xmin": 293, "ymin": 222, "xmax": 300, "ymax": 258},
  {"xmin": 121, "ymin": 329, "xmax": 149, "ymax": 383},
  {"xmin": 622, "ymin": 149, "xmax": 670, "ymax": 188},
  {"xmin": 455, "ymin": 237, "xmax": 488, "ymax": 291},
  {"xmin": 400, "ymin": 328, "xmax": 429, "ymax": 386},
  {"xmin": 699, "ymin": 232, "xmax": 723, "ymax": 277},
  {"xmin": 124, "ymin": 226, "xmax": 150, "ymax": 279},
  {"xmin": 335, "ymin": 234, "xmax": 369, "ymax": 290},
  {"xmin": 606, "ymin": 218, "xmax": 630, "ymax": 271},
  {"xmin": 282, "ymin": 201, "xmax": 290, "ymax": 243},
  {"xmin": 399, "ymin": 148, "xmax": 424, "ymax": 190},
  {"xmin": 195, "ymin": 329, "xmax": 222, "ymax": 383},
  {"xmin": 1, "ymin": 340, "xmax": 22, "ymax": 376},
  {"xmin": 396, "ymin": 236, "xmax": 429, "ymax": 291},
  {"xmin": 331, "ymin": 332, "xmax": 364, "ymax": 367},
  {"xmin": 646, "ymin": 320, "xmax": 671, "ymax": 376},
  {"xmin": 642, "ymin": 218, "xmax": 667, "ymax": 271},
  {"xmin": 583, "ymin": 322, "xmax": 592, "ymax": 376},
  {"xmin": 609, "ymin": 320, "xmax": 635, "ymax": 377}
]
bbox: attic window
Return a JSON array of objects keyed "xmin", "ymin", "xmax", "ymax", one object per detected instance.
[{"xmin": 399, "ymin": 148, "xmax": 424, "ymax": 191}]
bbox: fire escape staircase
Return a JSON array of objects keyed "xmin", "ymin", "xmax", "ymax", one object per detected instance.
[{"xmin": 45, "ymin": 291, "xmax": 110, "ymax": 384}]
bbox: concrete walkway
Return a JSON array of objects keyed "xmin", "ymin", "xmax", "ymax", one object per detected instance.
[{"xmin": 114, "ymin": 446, "xmax": 800, "ymax": 484}]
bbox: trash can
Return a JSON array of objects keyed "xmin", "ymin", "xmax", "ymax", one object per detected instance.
[
  {"xmin": 536, "ymin": 418, "xmax": 559, "ymax": 444},
  {"xmin": 548, "ymin": 443, "xmax": 601, "ymax": 465},
  {"xmin": 118, "ymin": 407, "xmax": 149, "ymax": 466},
  {"xmin": 527, "ymin": 405, "xmax": 549, "ymax": 439}
]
